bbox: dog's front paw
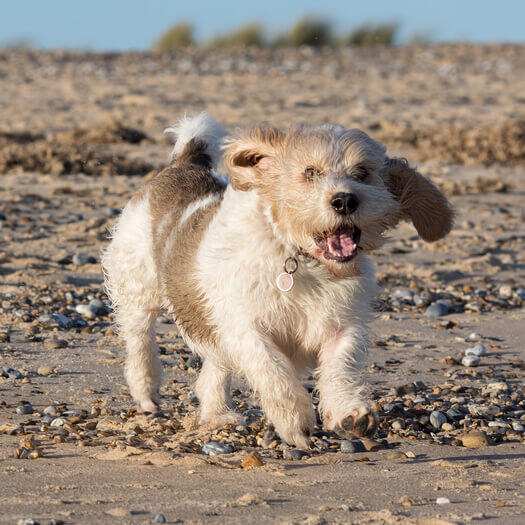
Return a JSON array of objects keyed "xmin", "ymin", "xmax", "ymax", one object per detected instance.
[
  {"xmin": 269, "ymin": 399, "xmax": 315, "ymax": 449},
  {"xmin": 139, "ymin": 399, "xmax": 160, "ymax": 414},
  {"xmin": 326, "ymin": 405, "xmax": 378, "ymax": 439}
]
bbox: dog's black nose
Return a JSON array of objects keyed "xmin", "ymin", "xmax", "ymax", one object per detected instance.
[{"xmin": 330, "ymin": 192, "xmax": 359, "ymax": 215}]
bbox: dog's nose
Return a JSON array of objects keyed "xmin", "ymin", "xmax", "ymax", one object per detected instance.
[{"xmin": 330, "ymin": 192, "xmax": 359, "ymax": 215}]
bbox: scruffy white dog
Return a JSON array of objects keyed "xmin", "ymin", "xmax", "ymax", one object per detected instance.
[{"xmin": 103, "ymin": 112, "xmax": 453, "ymax": 448}]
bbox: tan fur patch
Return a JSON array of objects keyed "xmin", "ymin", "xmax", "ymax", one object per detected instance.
[{"xmin": 149, "ymin": 158, "xmax": 225, "ymax": 346}]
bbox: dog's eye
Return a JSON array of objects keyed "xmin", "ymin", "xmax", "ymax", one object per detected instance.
[
  {"xmin": 351, "ymin": 164, "xmax": 369, "ymax": 182},
  {"xmin": 304, "ymin": 166, "xmax": 320, "ymax": 182}
]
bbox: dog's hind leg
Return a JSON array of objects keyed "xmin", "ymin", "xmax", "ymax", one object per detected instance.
[
  {"xmin": 196, "ymin": 359, "xmax": 245, "ymax": 427},
  {"xmin": 102, "ymin": 194, "xmax": 162, "ymax": 413},
  {"xmin": 117, "ymin": 306, "xmax": 162, "ymax": 413}
]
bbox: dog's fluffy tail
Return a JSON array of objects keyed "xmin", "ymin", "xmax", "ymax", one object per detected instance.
[{"xmin": 164, "ymin": 111, "xmax": 226, "ymax": 169}]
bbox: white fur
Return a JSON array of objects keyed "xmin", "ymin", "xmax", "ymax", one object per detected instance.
[
  {"xmin": 164, "ymin": 111, "xmax": 226, "ymax": 168},
  {"xmin": 192, "ymin": 186, "xmax": 377, "ymax": 446},
  {"xmin": 102, "ymin": 193, "xmax": 162, "ymax": 413},
  {"xmin": 179, "ymin": 194, "xmax": 221, "ymax": 226}
]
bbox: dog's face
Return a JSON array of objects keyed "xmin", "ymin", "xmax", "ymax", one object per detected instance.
[{"xmin": 225, "ymin": 124, "xmax": 453, "ymax": 277}]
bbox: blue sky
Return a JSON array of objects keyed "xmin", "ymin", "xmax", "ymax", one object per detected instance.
[{"xmin": 2, "ymin": 0, "xmax": 524, "ymax": 50}]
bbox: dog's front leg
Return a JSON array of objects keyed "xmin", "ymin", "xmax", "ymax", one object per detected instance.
[
  {"xmin": 229, "ymin": 332, "xmax": 315, "ymax": 448},
  {"xmin": 317, "ymin": 327, "xmax": 377, "ymax": 439}
]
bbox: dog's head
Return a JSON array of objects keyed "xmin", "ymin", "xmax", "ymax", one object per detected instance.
[{"xmin": 224, "ymin": 124, "xmax": 453, "ymax": 277}]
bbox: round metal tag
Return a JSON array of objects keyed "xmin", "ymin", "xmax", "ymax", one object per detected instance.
[{"xmin": 276, "ymin": 272, "xmax": 294, "ymax": 292}]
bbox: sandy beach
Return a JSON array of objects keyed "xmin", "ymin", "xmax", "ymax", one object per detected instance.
[{"xmin": 0, "ymin": 45, "xmax": 524, "ymax": 524}]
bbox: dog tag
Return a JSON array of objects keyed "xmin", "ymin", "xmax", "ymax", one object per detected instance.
[
  {"xmin": 276, "ymin": 257, "xmax": 298, "ymax": 292},
  {"xmin": 276, "ymin": 272, "xmax": 294, "ymax": 292}
]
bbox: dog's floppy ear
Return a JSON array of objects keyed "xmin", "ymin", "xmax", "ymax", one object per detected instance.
[
  {"xmin": 383, "ymin": 157, "xmax": 454, "ymax": 241},
  {"xmin": 224, "ymin": 125, "xmax": 284, "ymax": 191}
]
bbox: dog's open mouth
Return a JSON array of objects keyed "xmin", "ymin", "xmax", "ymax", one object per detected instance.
[{"xmin": 314, "ymin": 226, "xmax": 361, "ymax": 263}]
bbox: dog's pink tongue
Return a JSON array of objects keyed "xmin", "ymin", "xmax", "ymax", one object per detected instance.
[{"xmin": 327, "ymin": 232, "xmax": 356, "ymax": 257}]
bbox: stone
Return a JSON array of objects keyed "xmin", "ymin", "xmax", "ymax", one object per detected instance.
[
  {"xmin": 465, "ymin": 344, "xmax": 487, "ymax": 356},
  {"xmin": 241, "ymin": 451, "xmax": 265, "ymax": 469},
  {"xmin": 441, "ymin": 422, "xmax": 454, "ymax": 431},
  {"xmin": 153, "ymin": 514, "xmax": 166, "ymax": 523},
  {"xmin": 391, "ymin": 420, "xmax": 405, "ymax": 431},
  {"xmin": 498, "ymin": 285, "xmax": 513, "ymax": 299},
  {"xmin": 425, "ymin": 301, "xmax": 449, "ymax": 317},
  {"xmin": 16, "ymin": 403, "xmax": 33, "ymax": 415},
  {"xmin": 43, "ymin": 406, "xmax": 60, "ymax": 416},
  {"xmin": 462, "ymin": 355, "xmax": 480, "ymax": 367},
  {"xmin": 50, "ymin": 417, "xmax": 67, "ymax": 427},
  {"xmin": 430, "ymin": 410, "xmax": 447, "ymax": 429},
  {"xmin": 89, "ymin": 298, "xmax": 106, "ymax": 314},
  {"xmin": 461, "ymin": 431, "xmax": 490, "ymax": 448},
  {"xmin": 202, "ymin": 441, "xmax": 233, "ymax": 456},
  {"xmin": 52, "ymin": 313, "xmax": 71, "ymax": 328},
  {"xmin": 436, "ymin": 497, "xmax": 451, "ymax": 505},
  {"xmin": 44, "ymin": 338, "xmax": 68, "ymax": 350},
  {"xmin": 283, "ymin": 448, "xmax": 308, "ymax": 460},
  {"xmin": 6, "ymin": 368, "xmax": 23, "ymax": 379},
  {"xmin": 482, "ymin": 382, "xmax": 509, "ymax": 394},
  {"xmin": 467, "ymin": 332, "xmax": 483, "ymax": 341},
  {"xmin": 75, "ymin": 304, "xmax": 97, "ymax": 319},
  {"xmin": 340, "ymin": 440, "xmax": 364, "ymax": 453},
  {"xmin": 387, "ymin": 452, "xmax": 407, "ymax": 461},
  {"xmin": 37, "ymin": 365, "xmax": 54, "ymax": 376},
  {"xmin": 361, "ymin": 438, "xmax": 382, "ymax": 451},
  {"xmin": 511, "ymin": 422, "xmax": 524, "ymax": 432},
  {"xmin": 72, "ymin": 253, "xmax": 97, "ymax": 266}
]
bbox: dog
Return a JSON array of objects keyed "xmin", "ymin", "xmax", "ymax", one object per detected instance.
[{"xmin": 102, "ymin": 112, "xmax": 453, "ymax": 448}]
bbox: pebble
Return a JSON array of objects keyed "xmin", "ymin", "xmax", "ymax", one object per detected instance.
[
  {"xmin": 441, "ymin": 422, "xmax": 454, "ymax": 431},
  {"xmin": 467, "ymin": 332, "xmax": 483, "ymax": 341},
  {"xmin": 461, "ymin": 431, "xmax": 490, "ymax": 448},
  {"xmin": 391, "ymin": 420, "xmax": 405, "ymax": 431},
  {"xmin": 72, "ymin": 253, "xmax": 97, "ymax": 265},
  {"xmin": 283, "ymin": 448, "xmax": 308, "ymax": 460},
  {"xmin": 75, "ymin": 304, "xmax": 97, "ymax": 319},
  {"xmin": 16, "ymin": 403, "xmax": 34, "ymax": 415},
  {"xmin": 43, "ymin": 406, "xmax": 60, "ymax": 416},
  {"xmin": 44, "ymin": 338, "xmax": 68, "ymax": 350},
  {"xmin": 436, "ymin": 497, "xmax": 451, "ymax": 505},
  {"xmin": 4, "ymin": 368, "xmax": 23, "ymax": 379},
  {"xmin": 498, "ymin": 285, "xmax": 513, "ymax": 299},
  {"xmin": 89, "ymin": 298, "xmax": 106, "ymax": 314},
  {"xmin": 516, "ymin": 288, "xmax": 525, "ymax": 300},
  {"xmin": 430, "ymin": 410, "xmax": 447, "ymax": 429},
  {"xmin": 511, "ymin": 422, "xmax": 524, "ymax": 432},
  {"xmin": 483, "ymin": 382, "xmax": 508, "ymax": 394},
  {"xmin": 37, "ymin": 365, "xmax": 54, "ymax": 376},
  {"xmin": 52, "ymin": 313, "xmax": 70, "ymax": 328},
  {"xmin": 241, "ymin": 451, "xmax": 265, "ymax": 469},
  {"xmin": 465, "ymin": 344, "xmax": 487, "ymax": 356},
  {"xmin": 153, "ymin": 514, "xmax": 166, "ymax": 524},
  {"xmin": 387, "ymin": 452, "xmax": 407, "ymax": 461},
  {"xmin": 462, "ymin": 355, "xmax": 480, "ymax": 367},
  {"xmin": 201, "ymin": 441, "xmax": 233, "ymax": 456},
  {"xmin": 340, "ymin": 440, "xmax": 364, "ymax": 453},
  {"xmin": 17, "ymin": 519, "xmax": 39, "ymax": 525},
  {"xmin": 424, "ymin": 301, "xmax": 449, "ymax": 317},
  {"xmin": 50, "ymin": 417, "xmax": 67, "ymax": 427},
  {"xmin": 362, "ymin": 438, "xmax": 382, "ymax": 451}
]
